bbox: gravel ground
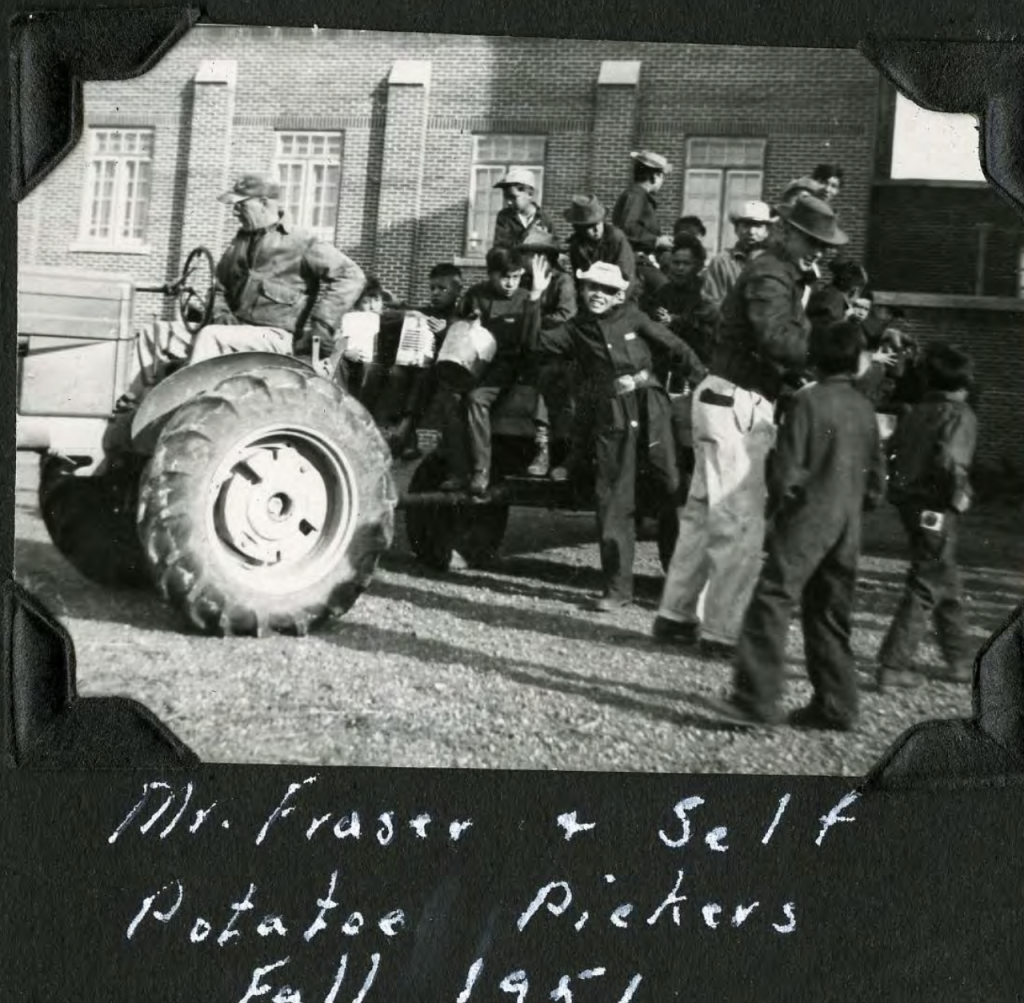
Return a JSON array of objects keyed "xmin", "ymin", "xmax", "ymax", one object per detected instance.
[{"xmin": 12, "ymin": 452, "xmax": 1023, "ymax": 776}]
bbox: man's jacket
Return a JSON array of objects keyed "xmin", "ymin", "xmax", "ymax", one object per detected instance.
[
  {"xmin": 212, "ymin": 216, "xmax": 366, "ymax": 355},
  {"xmin": 492, "ymin": 205, "xmax": 557, "ymax": 249},
  {"xmin": 567, "ymin": 223, "xmax": 637, "ymax": 284},
  {"xmin": 767, "ymin": 375, "xmax": 886, "ymax": 527},
  {"xmin": 712, "ymin": 243, "xmax": 815, "ymax": 401},
  {"xmin": 611, "ymin": 184, "xmax": 663, "ymax": 255},
  {"xmin": 889, "ymin": 392, "xmax": 978, "ymax": 511}
]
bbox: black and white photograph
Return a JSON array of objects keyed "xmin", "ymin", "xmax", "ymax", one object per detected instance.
[{"xmin": 13, "ymin": 22, "xmax": 1024, "ymax": 774}]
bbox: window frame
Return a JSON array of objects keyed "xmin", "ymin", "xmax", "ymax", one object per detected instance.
[
  {"xmin": 681, "ymin": 137, "xmax": 767, "ymax": 256},
  {"xmin": 70, "ymin": 126, "xmax": 155, "ymax": 255},
  {"xmin": 272, "ymin": 131, "xmax": 344, "ymax": 241},
  {"xmin": 462, "ymin": 134, "xmax": 547, "ymax": 261}
]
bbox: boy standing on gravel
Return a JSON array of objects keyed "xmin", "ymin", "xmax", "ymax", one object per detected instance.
[
  {"xmin": 711, "ymin": 320, "xmax": 886, "ymax": 731},
  {"xmin": 876, "ymin": 343, "xmax": 978, "ymax": 688},
  {"xmin": 525, "ymin": 258, "xmax": 705, "ymax": 612}
]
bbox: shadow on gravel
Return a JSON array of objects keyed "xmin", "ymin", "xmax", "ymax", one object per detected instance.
[
  {"xmin": 321, "ymin": 619, "xmax": 748, "ymax": 732},
  {"xmin": 14, "ymin": 538, "xmax": 181, "ymax": 632}
]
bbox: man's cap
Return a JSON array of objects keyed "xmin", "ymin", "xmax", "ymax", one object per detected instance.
[
  {"xmin": 576, "ymin": 261, "xmax": 631, "ymax": 291},
  {"xmin": 779, "ymin": 176, "xmax": 828, "ymax": 204},
  {"xmin": 564, "ymin": 195, "xmax": 606, "ymax": 226},
  {"xmin": 217, "ymin": 173, "xmax": 282, "ymax": 204},
  {"xmin": 494, "ymin": 167, "xmax": 537, "ymax": 190},
  {"xmin": 774, "ymin": 194, "xmax": 849, "ymax": 247},
  {"xmin": 729, "ymin": 200, "xmax": 773, "ymax": 224},
  {"xmin": 516, "ymin": 229, "xmax": 563, "ymax": 254},
  {"xmin": 630, "ymin": 149, "xmax": 673, "ymax": 174}
]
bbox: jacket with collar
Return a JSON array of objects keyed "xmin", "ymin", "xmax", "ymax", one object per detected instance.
[
  {"xmin": 212, "ymin": 215, "xmax": 366, "ymax": 355},
  {"xmin": 611, "ymin": 184, "xmax": 663, "ymax": 255},
  {"xmin": 492, "ymin": 204, "xmax": 557, "ymax": 249},
  {"xmin": 567, "ymin": 223, "xmax": 637, "ymax": 284},
  {"xmin": 711, "ymin": 241, "xmax": 816, "ymax": 401}
]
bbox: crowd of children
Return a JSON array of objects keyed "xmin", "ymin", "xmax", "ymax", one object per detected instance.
[{"xmin": 331, "ymin": 153, "xmax": 979, "ymax": 731}]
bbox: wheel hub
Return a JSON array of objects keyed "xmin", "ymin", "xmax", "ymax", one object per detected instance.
[{"xmin": 217, "ymin": 443, "xmax": 330, "ymax": 565}]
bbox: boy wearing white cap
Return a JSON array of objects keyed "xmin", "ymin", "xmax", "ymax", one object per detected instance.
[
  {"xmin": 526, "ymin": 257, "xmax": 706, "ymax": 611},
  {"xmin": 492, "ymin": 168, "xmax": 557, "ymax": 250},
  {"xmin": 702, "ymin": 200, "xmax": 773, "ymax": 307}
]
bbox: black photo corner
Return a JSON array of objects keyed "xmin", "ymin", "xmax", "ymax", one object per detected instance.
[{"xmin": 5, "ymin": 1, "xmax": 1024, "ymax": 1000}]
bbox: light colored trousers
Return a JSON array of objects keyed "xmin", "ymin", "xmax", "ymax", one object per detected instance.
[
  {"xmin": 657, "ymin": 374, "xmax": 776, "ymax": 645},
  {"xmin": 187, "ymin": 324, "xmax": 292, "ymax": 364}
]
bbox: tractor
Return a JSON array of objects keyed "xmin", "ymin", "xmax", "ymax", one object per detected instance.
[{"xmin": 16, "ymin": 251, "xmax": 686, "ymax": 637}]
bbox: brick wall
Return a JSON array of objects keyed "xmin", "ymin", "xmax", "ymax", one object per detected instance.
[
  {"xmin": 868, "ymin": 183, "xmax": 1024, "ymax": 297},
  {"xmin": 18, "ymin": 25, "xmax": 880, "ymax": 309}
]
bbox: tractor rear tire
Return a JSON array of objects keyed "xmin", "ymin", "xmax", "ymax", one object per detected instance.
[
  {"xmin": 404, "ymin": 451, "xmax": 510, "ymax": 571},
  {"xmin": 38, "ymin": 455, "xmax": 150, "ymax": 589},
  {"xmin": 138, "ymin": 365, "xmax": 396, "ymax": 637}
]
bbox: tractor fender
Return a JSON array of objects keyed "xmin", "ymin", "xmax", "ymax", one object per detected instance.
[{"xmin": 130, "ymin": 352, "xmax": 315, "ymax": 456}]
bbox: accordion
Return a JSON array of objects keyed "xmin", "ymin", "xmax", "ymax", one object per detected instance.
[{"xmin": 394, "ymin": 312, "xmax": 437, "ymax": 368}]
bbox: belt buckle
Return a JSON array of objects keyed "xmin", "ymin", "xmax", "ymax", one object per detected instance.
[{"xmin": 616, "ymin": 373, "xmax": 636, "ymax": 395}]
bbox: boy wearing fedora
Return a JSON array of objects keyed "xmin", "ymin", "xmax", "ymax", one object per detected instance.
[
  {"xmin": 516, "ymin": 230, "xmax": 578, "ymax": 477},
  {"xmin": 702, "ymin": 200, "xmax": 773, "ymax": 307},
  {"xmin": 612, "ymin": 150, "xmax": 675, "ymax": 299},
  {"xmin": 655, "ymin": 194, "xmax": 848, "ymax": 659},
  {"xmin": 189, "ymin": 172, "xmax": 366, "ymax": 368},
  {"xmin": 492, "ymin": 168, "xmax": 557, "ymax": 250},
  {"xmin": 877, "ymin": 343, "xmax": 978, "ymax": 689},
  {"xmin": 526, "ymin": 258, "xmax": 706, "ymax": 612},
  {"xmin": 714, "ymin": 320, "xmax": 886, "ymax": 731},
  {"xmin": 564, "ymin": 195, "xmax": 636, "ymax": 289}
]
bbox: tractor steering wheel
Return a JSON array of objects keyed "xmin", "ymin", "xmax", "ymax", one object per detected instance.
[{"xmin": 177, "ymin": 246, "xmax": 216, "ymax": 334}]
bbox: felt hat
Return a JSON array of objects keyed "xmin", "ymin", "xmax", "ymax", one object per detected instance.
[
  {"xmin": 516, "ymin": 229, "xmax": 563, "ymax": 254},
  {"xmin": 774, "ymin": 194, "xmax": 849, "ymax": 247},
  {"xmin": 729, "ymin": 199, "xmax": 773, "ymax": 224},
  {"xmin": 779, "ymin": 176, "xmax": 828, "ymax": 204},
  {"xmin": 218, "ymin": 173, "xmax": 281, "ymax": 203},
  {"xmin": 630, "ymin": 149, "xmax": 673, "ymax": 174},
  {"xmin": 563, "ymin": 195, "xmax": 607, "ymax": 226},
  {"xmin": 576, "ymin": 261, "xmax": 631, "ymax": 291},
  {"xmin": 494, "ymin": 167, "xmax": 538, "ymax": 190}
]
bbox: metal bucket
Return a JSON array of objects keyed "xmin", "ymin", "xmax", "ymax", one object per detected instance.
[
  {"xmin": 435, "ymin": 319, "xmax": 497, "ymax": 389},
  {"xmin": 340, "ymin": 312, "xmax": 381, "ymax": 363}
]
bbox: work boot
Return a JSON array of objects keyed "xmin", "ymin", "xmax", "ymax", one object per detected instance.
[
  {"xmin": 469, "ymin": 470, "xmax": 490, "ymax": 497},
  {"xmin": 527, "ymin": 427, "xmax": 550, "ymax": 478}
]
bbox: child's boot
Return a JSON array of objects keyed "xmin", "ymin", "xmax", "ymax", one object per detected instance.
[{"xmin": 527, "ymin": 425, "xmax": 550, "ymax": 477}]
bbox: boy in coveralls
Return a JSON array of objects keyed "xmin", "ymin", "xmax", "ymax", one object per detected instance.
[
  {"xmin": 877, "ymin": 343, "xmax": 978, "ymax": 688},
  {"xmin": 526, "ymin": 258, "xmax": 706, "ymax": 612},
  {"xmin": 712, "ymin": 320, "xmax": 886, "ymax": 730}
]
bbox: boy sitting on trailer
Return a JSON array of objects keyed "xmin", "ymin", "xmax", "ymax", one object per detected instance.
[
  {"xmin": 437, "ymin": 246, "xmax": 532, "ymax": 495},
  {"xmin": 387, "ymin": 263, "xmax": 464, "ymax": 460},
  {"xmin": 525, "ymin": 258, "xmax": 706, "ymax": 612}
]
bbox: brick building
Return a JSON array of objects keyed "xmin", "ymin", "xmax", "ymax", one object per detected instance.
[{"xmin": 16, "ymin": 24, "xmax": 1024, "ymax": 470}]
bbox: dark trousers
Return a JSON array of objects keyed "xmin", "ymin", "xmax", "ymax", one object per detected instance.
[
  {"xmin": 735, "ymin": 516, "xmax": 862, "ymax": 724},
  {"xmin": 529, "ymin": 357, "xmax": 575, "ymax": 443},
  {"xmin": 594, "ymin": 389, "xmax": 678, "ymax": 601},
  {"xmin": 878, "ymin": 507, "xmax": 972, "ymax": 674},
  {"xmin": 438, "ymin": 363, "xmax": 517, "ymax": 479}
]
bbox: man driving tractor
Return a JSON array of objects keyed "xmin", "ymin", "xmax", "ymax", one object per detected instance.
[{"xmin": 186, "ymin": 172, "xmax": 367, "ymax": 368}]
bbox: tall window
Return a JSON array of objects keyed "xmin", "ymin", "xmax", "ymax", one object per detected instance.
[
  {"xmin": 681, "ymin": 138, "xmax": 766, "ymax": 255},
  {"xmin": 466, "ymin": 135, "xmax": 546, "ymax": 257},
  {"xmin": 79, "ymin": 128, "xmax": 153, "ymax": 248},
  {"xmin": 274, "ymin": 132, "xmax": 342, "ymax": 238}
]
